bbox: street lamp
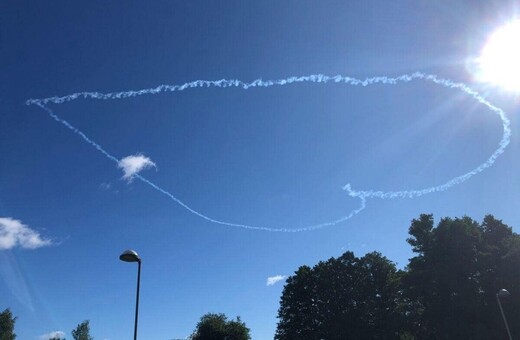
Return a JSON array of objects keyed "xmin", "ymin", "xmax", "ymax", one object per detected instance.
[
  {"xmin": 120, "ymin": 249, "xmax": 142, "ymax": 340},
  {"xmin": 496, "ymin": 289, "xmax": 512, "ymax": 340}
]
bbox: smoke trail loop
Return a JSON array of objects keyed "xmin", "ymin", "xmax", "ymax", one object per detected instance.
[{"xmin": 26, "ymin": 73, "xmax": 511, "ymax": 232}]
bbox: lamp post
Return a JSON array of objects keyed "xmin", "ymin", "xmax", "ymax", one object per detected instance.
[
  {"xmin": 120, "ymin": 249, "xmax": 141, "ymax": 340},
  {"xmin": 496, "ymin": 289, "xmax": 513, "ymax": 340}
]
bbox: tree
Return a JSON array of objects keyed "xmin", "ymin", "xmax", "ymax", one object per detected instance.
[
  {"xmin": 71, "ymin": 320, "xmax": 92, "ymax": 340},
  {"xmin": 402, "ymin": 214, "xmax": 520, "ymax": 339},
  {"xmin": 275, "ymin": 214, "xmax": 520, "ymax": 339},
  {"xmin": 0, "ymin": 309, "xmax": 16, "ymax": 340},
  {"xmin": 275, "ymin": 251, "xmax": 405, "ymax": 339},
  {"xmin": 190, "ymin": 313, "xmax": 251, "ymax": 340},
  {"xmin": 225, "ymin": 317, "xmax": 251, "ymax": 340},
  {"xmin": 403, "ymin": 215, "xmax": 483, "ymax": 338}
]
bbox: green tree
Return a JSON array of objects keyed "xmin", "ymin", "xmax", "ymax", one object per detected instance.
[
  {"xmin": 275, "ymin": 214, "xmax": 520, "ymax": 339},
  {"xmin": 275, "ymin": 251, "xmax": 404, "ymax": 339},
  {"xmin": 0, "ymin": 309, "xmax": 16, "ymax": 340},
  {"xmin": 475, "ymin": 215, "xmax": 520, "ymax": 339},
  {"xmin": 190, "ymin": 313, "xmax": 251, "ymax": 340},
  {"xmin": 225, "ymin": 317, "xmax": 251, "ymax": 340},
  {"xmin": 403, "ymin": 215, "xmax": 483, "ymax": 338},
  {"xmin": 402, "ymin": 214, "xmax": 520, "ymax": 339},
  {"xmin": 71, "ymin": 320, "xmax": 92, "ymax": 340}
]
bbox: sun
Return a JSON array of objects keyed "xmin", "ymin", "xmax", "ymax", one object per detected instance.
[{"xmin": 478, "ymin": 19, "xmax": 520, "ymax": 92}]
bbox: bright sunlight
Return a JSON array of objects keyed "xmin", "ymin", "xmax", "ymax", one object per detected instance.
[{"xmin": 478, "ymin": 19, "xmax": 520, "ymax": 92}]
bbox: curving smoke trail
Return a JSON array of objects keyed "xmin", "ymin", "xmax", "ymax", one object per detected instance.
[{"xmin": 27, "ymin": 73, "xmax": 511, "ymax": 232}]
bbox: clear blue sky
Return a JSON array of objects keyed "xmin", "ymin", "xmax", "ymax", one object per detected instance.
[{"xmin": 1, "ymin": 1, "xmax": 520, "ymax": 339}]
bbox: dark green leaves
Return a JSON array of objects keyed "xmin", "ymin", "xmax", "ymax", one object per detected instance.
[{"xmin": 190, "ymin": 313, "xmax": 251, "ymax": 340}]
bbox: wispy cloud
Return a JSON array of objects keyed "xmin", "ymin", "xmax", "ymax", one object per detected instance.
[
  {"xmin": 0, "ymin": 217, "xmax": 52, "ymax": 250},
  {"xmin": 267, "ymin": 275, "xmax": 287, "ymax": 286},
  {"xmin": 39, "ymin": 331, "xmax": 65, "ymax": 340},
  {"xmin": 118, "ymin": 154, "xmax": 156, "ymax": 181},
  {"xmin": 99, "ymin": 182, "xmax": 112, "ymax": 190}
]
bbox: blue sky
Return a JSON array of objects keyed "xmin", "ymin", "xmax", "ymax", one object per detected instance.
[{"xmin": 1, "ymin": 1, "xmax": 520, "ymax": 339}]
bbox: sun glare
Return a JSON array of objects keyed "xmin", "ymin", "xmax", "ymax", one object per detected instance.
[{"xmin": 478, "ymin": 19, "xmax": 520, "ymax": 92}]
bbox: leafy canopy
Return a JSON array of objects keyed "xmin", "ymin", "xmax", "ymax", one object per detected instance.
[
  {"xmin": 190, "ymin": 313, "xmax": 251, "ymax": 340},
  {"xmin": 71, "ymin": 320, "xmax": 93, "ymax": 340},
  {"xmin": 276, "ymin": 214, "xmax": 520, "ymax": 340},
  {"xmin": 0, "ymin": 309, "xmax": 17, "ymax": 340}
]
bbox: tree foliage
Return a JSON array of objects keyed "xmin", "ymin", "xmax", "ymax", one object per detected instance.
[
  {"xmin": 403, "ymin": 214, "xmax": 520, "ymax": 339},
  {"xmin": 275, "ymin": 251, "xmax": 404, "ymax": 339},
  {"xmin": 0, "ymin": 309, "xmax": 16, "ymax": 340},
  {"xmin": 71, "ymin": 320, "xmax": 93, "ymax": 340},
  {"xmin": 275, "ymin": 214, "xmax": 520, "ymax": 339},
  {"xmin": 190, "ymin": 313, "xmax": 251, "ymax": 340}
]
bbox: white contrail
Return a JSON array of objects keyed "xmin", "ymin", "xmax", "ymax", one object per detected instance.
[{"xmin": 26, "ymin": 73, "xmax": 510, "ymax": 232}]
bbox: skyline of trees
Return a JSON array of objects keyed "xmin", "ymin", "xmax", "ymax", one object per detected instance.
[
  {"xmin": 275, "ymin": 214, "xmax": 520, "ymax": 339},
  {"xmin": 4, "ymin": 214, "xmax": 520, "ymax": 339}
]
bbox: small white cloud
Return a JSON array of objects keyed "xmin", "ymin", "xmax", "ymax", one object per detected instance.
[
  {"xmin": 99, "ymin": 182, "xmax": 111, "ymax": 190},
  {"xmin": 267, "ymin": 275, "xmax": 287, "ymax": 286},
  {"xmin": 0, "ymin": 217, "xmax": 52, "ymax": 250},
  {"xmin": 118, "ymin": 154, "xmax": 156, "ymax": 181},
  {"xmin": 39, "ymin": 331, "xmax": 65, "ymax": 340}
]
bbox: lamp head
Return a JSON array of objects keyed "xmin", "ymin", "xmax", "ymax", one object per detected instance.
[
  {"xmin": 497, "ymin": 288, "xmax": 511, "ymax": 299},
  {"xmin": 119, "ymin": 249, "xmax": 141, "ymax": 263}
]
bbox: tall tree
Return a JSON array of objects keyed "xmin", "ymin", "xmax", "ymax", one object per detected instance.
[
  {"xmin": 275, "ymin": 251, "xmax": 404, "ymax": 339},
  {"xmin": 190, "ymin": 313, "xmax": 251, "ymax": 340},
  {"xmin": 404, "ymin": 215, "xmax": 483, "ymax": 338},
  {"xmin": 477, "ymin": 215, "xmax": 520, "ymax": 339},
  {"xmin": 402, "ymin": 214, "xmax": 520, "ymax": 339},
  {"xmin": 0, "ymin": 309, "xmax": 16, "ymax": 340},
  {"xmin": 275, "ymin": 214, "xmax": 520, "ymax": 339},
  {"xmin": 71, "ymin": 320, "xmax": 92, "ymax": 340}
]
